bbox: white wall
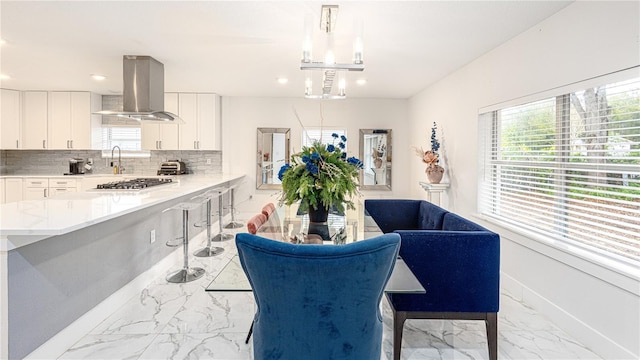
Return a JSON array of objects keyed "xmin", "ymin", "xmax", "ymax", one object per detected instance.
[
  {"xmin": 408, "ymin": 1, "xmax": 639, "ymax": 359},
  {"xmin": 221, "ymin": 97, "xmax": 410, "ymax": 215}
]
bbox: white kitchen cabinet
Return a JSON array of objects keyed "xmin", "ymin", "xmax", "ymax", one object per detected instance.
[
  {"xmin": 48, "ymin": 177, "xmax": 78, "ymax": 197},
  {"xmin": 4, "ymin": 178, "xmax": 23, "ymax": 203},
  {"xmin": 48, "ymin": 92, "xmax": 102, "ymax": 149},
  {"xmin": 22, "ymin": 91, "xmax": 48, "ymax": 149},
  {"xmin": 178, "ymin": 93, "xmax": 220, "ymax": 150},
  {"xmin": 0, "ymin": 178, "xmax": 4, "ymax": 204},
  {"xmin": 141, "ymin": 93, "xmax": 180, "ymax": 150},
  {"xmin": 23, "ymin": 178, "xmax": 49, "ymax": 200},
  {"xmin": 0, "ymin": 89, "xmax": 22, "ymax": 149}
]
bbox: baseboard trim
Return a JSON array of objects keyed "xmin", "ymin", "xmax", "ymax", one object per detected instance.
[
  {"xmin": 501, "ymin": 272, "xmax": 637, "ymax": 360},
  {"xmin": 24, "ymin": 245, "xmax": 184, "ymax": 360}
]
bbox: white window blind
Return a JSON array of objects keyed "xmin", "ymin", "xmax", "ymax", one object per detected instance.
[
  {"xmin": 101, "ymin": 127, "xmax": 150, "ymax": 158},
  {"xmin": 479, "ymin": 77, "xmax": 640, "ymax": 262},
  {"xmin": 302, "ymin": 129, "xmax": 347, "ymax": 149}
]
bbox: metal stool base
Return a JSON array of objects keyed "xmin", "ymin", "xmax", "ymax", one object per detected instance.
[
  {"xmin": 224, "ymin": 221, "xmax": 245, "ymax": 229},
  {"xmin": 166, "ymin": 267, "xmax": 206, "ymax": 283},
  {"xmin": 213, "ymin": 233, "xmax": 235, "ymax": 242},
  {"xmin": 194, "ymin": 246, "xmax": 225, "ymax": 257}
]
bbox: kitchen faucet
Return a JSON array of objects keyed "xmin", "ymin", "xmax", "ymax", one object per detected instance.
[{"xmin": 111, "ymin": 145, "xmax": 124, "ymax": 174}]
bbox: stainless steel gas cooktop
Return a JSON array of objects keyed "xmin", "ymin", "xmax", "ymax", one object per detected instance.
[{"xmin": 96, "ymin": 178, "xmax": 173, "ymax": 190}]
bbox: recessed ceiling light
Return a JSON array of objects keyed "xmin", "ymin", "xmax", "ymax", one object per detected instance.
[
  {"xmin": 0, "ymin": 74, "xmax": 10, "ymax": 80},
  {"xmin": 356, "ymin": 79, "xmax": 367, "ymax": 86},
  {"xmin": 277, "ymin": 77, "xmax": 288, "ymax": 84},
  {"xmin": 91, "ymin": 74, "xmax": 106, "ymax": 81}
]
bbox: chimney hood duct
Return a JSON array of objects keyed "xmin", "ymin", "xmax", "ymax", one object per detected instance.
[{"xmin": 95, "ymin": 55, "xmax": 184, "ymax": 123}]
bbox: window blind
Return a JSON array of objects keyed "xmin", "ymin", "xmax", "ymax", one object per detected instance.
[
  {"xmin": 102, "ymin": 127, "xmax": 142, "ymax": 151},
  {"xmin": 302, "ymin": 129, "xmax": 347, "ymax": 149},
  {"xmin": 100, "ymin": 127, "xmax": 150, "ymax": 158},
  {"xmin": 478, "ymin": 77, "xmax": 640, "ymax": 262}
]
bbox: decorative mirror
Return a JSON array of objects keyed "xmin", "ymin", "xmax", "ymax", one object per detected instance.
[
  {"xmin": 256, "ymin": 128, "xmax": 291, "ymax": 189},
  {"xmin": 359, "ymin": 129, "xmax": 392, "ymax": 190}
]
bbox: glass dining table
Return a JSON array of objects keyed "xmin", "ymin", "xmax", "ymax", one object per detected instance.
[{"xmin": 205, "ymin": 201, "xmax": 425, "ymax": 294}]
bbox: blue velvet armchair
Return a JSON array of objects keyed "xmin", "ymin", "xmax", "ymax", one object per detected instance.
[
  {"xmin": 236, "ymin": 232, "xmax": 401, "ymax": 360},
  {"xmin": 365, "ymin": 199, "xmax": 500, "ymax": 360}
]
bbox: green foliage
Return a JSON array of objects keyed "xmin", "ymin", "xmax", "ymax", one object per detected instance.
[
  {"xmin": 501, "ymin": 104, "xmax": 556, "ymax": 161},
  {"xmin": 279, "ymin": 140, "xmax": 361, "ymax": 213}
]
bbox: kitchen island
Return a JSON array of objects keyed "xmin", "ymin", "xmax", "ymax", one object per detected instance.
[{"xmin": 0, "ymin": 174, "xmax": 245, "ymax": 359}]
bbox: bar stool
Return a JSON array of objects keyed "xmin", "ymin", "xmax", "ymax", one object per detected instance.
[
  {"xmin": 224, "ymin": 183, "xmax": 244, "ymax": 229},
  {"xmin": 212, "ymin": 187, "xmax": 235, "ymax": 242},
  {"xmin": 163, "ymin": 202, "xmax": 206, "ymax": 283},
  {"xmin": 192, "ymin": 190, "xmax": 225, "ymax": 257}
]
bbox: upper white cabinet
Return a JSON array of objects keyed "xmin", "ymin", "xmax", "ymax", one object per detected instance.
[
  {"xmin": 178, "ymin": 93, "xmax": 221, "ymax": 150},
  {"xmin": 48, "ymin": 91, "xmax": 102, "ymax": 149},
  {"xmin": 21, "ymin": 91, "xmax": 101, "ymax": 150},
  {"xmin": 141, "ymin": 93, "xmax": 180, "ymax": 150},
  {"xmin": 0, "ymin": 89, "xmax": 22, "ymax": 149},
  {"xmin": 22, "ymin": 91, "xmax": 49, "ymax": 149}
]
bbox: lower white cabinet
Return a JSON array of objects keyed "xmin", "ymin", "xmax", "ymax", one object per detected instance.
[
  {"xmin": 22, "ymin": 177, "xmax": 78, "ymax": 200},
  {"xmin": 4, "ymin": 178, "xmax": 23, "ymax": 203},
  {"xmin": 23, "ymin": 178, "xmax": 49, "ymax": 200},
  {"xmin": 48, "ymin": 178, "xmax": 78, "ymax": 197},
  {"xmin": 1, "ymin": 177, "xmax": 80, "ymax": 203}
]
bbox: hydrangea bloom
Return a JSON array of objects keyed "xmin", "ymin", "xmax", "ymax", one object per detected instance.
[
  {"xmin": 305, "ymin": 162, "xmax": 319, "ymax": 175},
  {"xmin": 327, "ymin": 144, "xmax": 335, "ymax": 152},
  {"xmin": 277, "ymin": 163, "xmax": 291, "ymax": 181}
]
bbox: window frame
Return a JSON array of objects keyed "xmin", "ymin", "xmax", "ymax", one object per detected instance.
[
  {"xmin": 478, "ymin": 74, "xmax": 640, "ymax": 269},
  {"xmin": 100, "ymin": 125, "xmax": 150, "ymax": 158}
]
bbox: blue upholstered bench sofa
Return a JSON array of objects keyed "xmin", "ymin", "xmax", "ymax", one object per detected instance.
[{"xmin": 365, "ymin": 199, "xmax": 500, "ymax": 360}]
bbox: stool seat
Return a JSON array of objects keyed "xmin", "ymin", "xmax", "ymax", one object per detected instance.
[{"xmin": 163, "ymin": 201, "xmax": 206, "ymax": 283}]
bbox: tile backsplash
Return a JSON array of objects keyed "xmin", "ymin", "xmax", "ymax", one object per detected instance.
[{"xmin": 0, "ymin": 150, "xmax": 222, "ymax": 176}]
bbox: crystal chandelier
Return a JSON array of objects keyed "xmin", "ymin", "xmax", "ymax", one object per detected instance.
[{"xmin": 301, "ymin": 5, "xmax": 364, "ymax": 100}]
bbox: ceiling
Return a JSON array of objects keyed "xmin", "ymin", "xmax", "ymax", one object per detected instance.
[{"xmin": 0, "ymin": 1, "xmax": 572, "ymax": 99}]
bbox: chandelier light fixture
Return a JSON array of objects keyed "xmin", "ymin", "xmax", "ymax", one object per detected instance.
[{"xmin": 301, "ymin": 5, "xmax": 364, "ymax": 100}]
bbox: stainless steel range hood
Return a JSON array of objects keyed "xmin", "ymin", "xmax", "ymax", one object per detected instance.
[{"xmin": 95, "ymin": 56, "xmax": 184, "ymax": 123}]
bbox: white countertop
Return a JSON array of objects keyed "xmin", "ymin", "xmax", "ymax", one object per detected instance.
[{"xmin": 0, "ymin": 174, "xmax": 245, "ymax": 250}]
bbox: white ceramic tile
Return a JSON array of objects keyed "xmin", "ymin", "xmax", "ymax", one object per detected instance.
[
  {"xmin": 500, "ymin": 330, "xmax": 602, "ymax": 360},
  {"xmin": 138, "ymin": 333, "xmax": 252, "ymax": 360},
  {"xmin": 162, "ymin": 291, "xmax": 255, "ymax": 334},
  {"xmin": 51, "ymin": 239, "xmax": 603, "ymax": 360},
  {"xmin": 90, "ymin": 284, "xmax": 191, "ymax": 335},
  {"xmin": 58, "ymin": 334, "xmax": 157, "ymax": 359}
]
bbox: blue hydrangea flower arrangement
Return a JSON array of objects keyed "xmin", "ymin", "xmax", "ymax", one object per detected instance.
[{"xmin": 278, "ymin": 133, "xmax": 362, "ymax": 213}]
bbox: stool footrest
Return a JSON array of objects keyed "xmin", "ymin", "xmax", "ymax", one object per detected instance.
[
  {"xmin": 166, "ymin": 237, "xmax": 184, "ymax": 247},
  {"xmin": 193, "ymin": 220, "xmax": 209, "ymax": 228}
]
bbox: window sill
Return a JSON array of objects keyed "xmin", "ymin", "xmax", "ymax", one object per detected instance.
[{"xmin": 472, "ymin": 213, "xmax": 640, "ymax": 296}]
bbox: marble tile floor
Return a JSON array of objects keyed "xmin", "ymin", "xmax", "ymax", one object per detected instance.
[{"xmin": 56, "ymin": 230, "xmax": 603, "ymax": 360}]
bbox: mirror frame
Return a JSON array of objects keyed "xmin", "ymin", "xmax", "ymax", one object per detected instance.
[
  {"xmin": 359, "ymin": 129, "xmax": 392, "ymax": 191},
  {"xmin": 256, "ymin": 127, "xmax": 291, "ymax": 190}
]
